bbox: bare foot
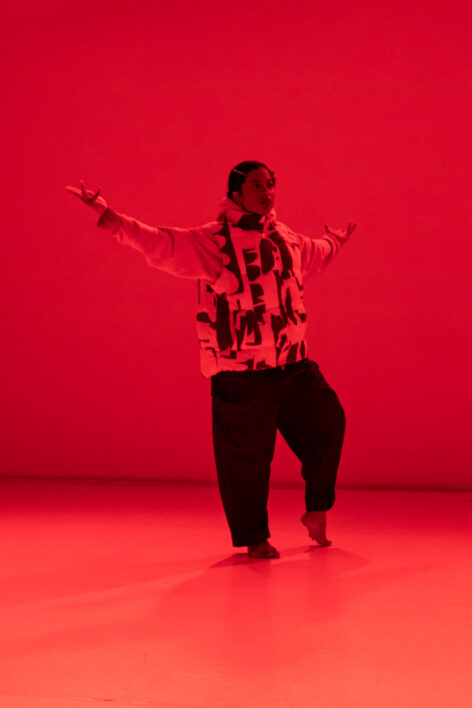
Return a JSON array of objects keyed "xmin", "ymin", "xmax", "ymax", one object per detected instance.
[
  {"xmin": 248, "ymin": 540, "xmax": 280, "ymax": 558},
  {"xmin": 301, "ymin": 511, "xmax": 332, "ymax": 546}
]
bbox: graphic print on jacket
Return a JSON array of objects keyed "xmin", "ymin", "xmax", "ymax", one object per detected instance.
[
  {"xmin": 97, "ymin": 195, "xmax": 350, "ymax": 377},
  {"xmin": 197, "ymin": 208, "xmax": 308, "ymax": 376}
]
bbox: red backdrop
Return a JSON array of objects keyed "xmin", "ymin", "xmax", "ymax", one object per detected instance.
[{"xmin": 1, "ymin": 0, "xmax": 471, "ymax": 489}]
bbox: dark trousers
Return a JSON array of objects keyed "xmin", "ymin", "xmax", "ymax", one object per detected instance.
[{"xmin": 211, "ymin": 359, "xmax": 346, "ymax": 547}]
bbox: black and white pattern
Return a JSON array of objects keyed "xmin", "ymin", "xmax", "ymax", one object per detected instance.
[
  {"xmin": 197, "ymin": 202, "xmax": 308, "ymax": 376},
  {"xmin": 99, "ymin": 196, "xmax": 350, "ymax": 378}
]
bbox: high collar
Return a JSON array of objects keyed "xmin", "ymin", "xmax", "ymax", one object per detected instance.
[{"xmin": 216, "ymin": 197, "xmax": 277, "ymax": 232}]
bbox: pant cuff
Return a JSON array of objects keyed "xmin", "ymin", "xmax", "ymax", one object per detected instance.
[
  {"xmin": 232, "ymin": 530, "xmax": 270, "ymax": 547},
  {"xmin": 306, "ymin": 496, "xmax": 335, "ymax": 512}
]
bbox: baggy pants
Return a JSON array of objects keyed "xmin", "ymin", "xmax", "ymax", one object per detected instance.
[{"xmin": 211, "ymin": 359, "xmax": 346, "ymax": 547}]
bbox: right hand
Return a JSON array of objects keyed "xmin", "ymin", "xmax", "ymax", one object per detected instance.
[{"xmin": 65, "ymin": 180, "xmax": 108, "ymax": 216}]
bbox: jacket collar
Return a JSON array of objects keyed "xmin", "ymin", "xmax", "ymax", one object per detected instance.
[{"xmin": 216, "ymin": 197, "xmax": 277, "ymax": 232}]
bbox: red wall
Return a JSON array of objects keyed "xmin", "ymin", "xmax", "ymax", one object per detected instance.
[{"xmin": 2, "ymin": 0, "xmax": 471, "ymax": 489}]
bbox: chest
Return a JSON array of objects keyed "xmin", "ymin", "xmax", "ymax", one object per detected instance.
[
  {"xmin": 208, "ymin": 224, "xmax": 303, "ymax": 310},
  {"xmin": 231, "ymin": 226, "xmax": 302, "ymax": 284}
]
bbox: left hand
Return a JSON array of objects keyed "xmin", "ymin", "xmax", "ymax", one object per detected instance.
[{"xmin": 324, "ymin": 223, "xmax": 357, "ymax": 238}]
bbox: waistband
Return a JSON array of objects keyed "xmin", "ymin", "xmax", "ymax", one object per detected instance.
[{"xmin": 211, "ymin": 358, "xmax": 310, "ymax": 380}]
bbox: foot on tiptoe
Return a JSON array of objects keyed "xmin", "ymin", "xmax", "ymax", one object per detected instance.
[
  {"xmin": 248, "ymin": 540, "xmax": 280, "ymax": 558},
  {"xmin": 301, "ymin": 511, "xmax": 332, "ymax": 546}
]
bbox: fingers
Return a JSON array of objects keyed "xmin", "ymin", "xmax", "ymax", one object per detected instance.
[
  {"xmin": 65, "ymin": 186, "xmax": 81, "ymax": 196},
  {"xmin": 76, "ymin": 181, "xmax": 101, "ymax": 203},
  {"xmin": 66, "ymin": 183, "xmax": 106, "ymax": 215},
  {"xmin": 324, "ymin": 223, "xmax": 357, "ymax": 237}
]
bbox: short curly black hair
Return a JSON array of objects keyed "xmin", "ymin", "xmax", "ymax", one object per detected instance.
[{"xmin": 227, "ymin": 161, "xmax": 276, "ymax": 199}]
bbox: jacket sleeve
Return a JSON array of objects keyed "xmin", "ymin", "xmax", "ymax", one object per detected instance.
[
  {"xmin": 299, "ymin": 226, "xmax": 351, "ymax": 278},
  {"xmin": 97, "ymin": 208, "xmax": 224, "ymax": 281}
]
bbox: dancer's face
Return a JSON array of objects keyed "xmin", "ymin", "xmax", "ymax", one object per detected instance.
[{"xmin": 232, "ymin": 168, "xmax": 275, "ymax": 215}]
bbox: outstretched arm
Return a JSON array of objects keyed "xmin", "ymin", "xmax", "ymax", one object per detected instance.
[
  {"xmin": 300, "ymin": 223, "xmax": 356, "ymax": 277},
  {"xmin": 65, "ymin": 181, "xmax": 223, "ymax": 281}
]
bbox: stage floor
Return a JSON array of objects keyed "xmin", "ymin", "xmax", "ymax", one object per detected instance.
[{"xmin": 0, "ymin": 480, "xmax": 471, "ymax": 707}]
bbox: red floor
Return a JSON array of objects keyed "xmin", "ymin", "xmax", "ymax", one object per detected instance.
[{"xmin": 0, "ymin": 480, "xmax": 471, "ymax": 707}]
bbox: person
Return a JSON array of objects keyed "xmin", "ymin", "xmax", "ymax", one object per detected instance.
[{"xmin": 66, "ymin": 161, "xmax": 356, "ymax": 559}]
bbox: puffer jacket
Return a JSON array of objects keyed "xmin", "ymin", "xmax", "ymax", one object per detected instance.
[{"xmin": 98, "ymin": 197, "xmax": 351, "ymax": 376}]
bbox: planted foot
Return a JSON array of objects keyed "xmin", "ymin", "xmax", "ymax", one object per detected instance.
[
  {"xmin": 248, "ymin": 540, "xmax": 280, "ymax": 558},
  {"xmin": 301, "ymin": 511, "xmax": 331, "ymax": 546}
]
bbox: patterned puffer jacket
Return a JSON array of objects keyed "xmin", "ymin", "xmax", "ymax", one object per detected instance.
[{"xmin": 98, "ymin": 197, "xmax": 351, "ymax": 376}]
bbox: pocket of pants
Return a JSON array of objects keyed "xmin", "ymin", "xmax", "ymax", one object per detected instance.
[
  {"xmin": 211, "ymin": 371, "xmax": 257, "ymax": 403},
  {"xmin": 296, "ymin": 359, "xmax": 332, "ymax": 392},
  {"xmin": 212, "ymin": 397, "xmax": 257, "ymax": 453}
]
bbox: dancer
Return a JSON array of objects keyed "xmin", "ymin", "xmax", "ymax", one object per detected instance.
[{"xmin": 66, "ymin": 161, "xmax": 355, "ymax": 558}]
